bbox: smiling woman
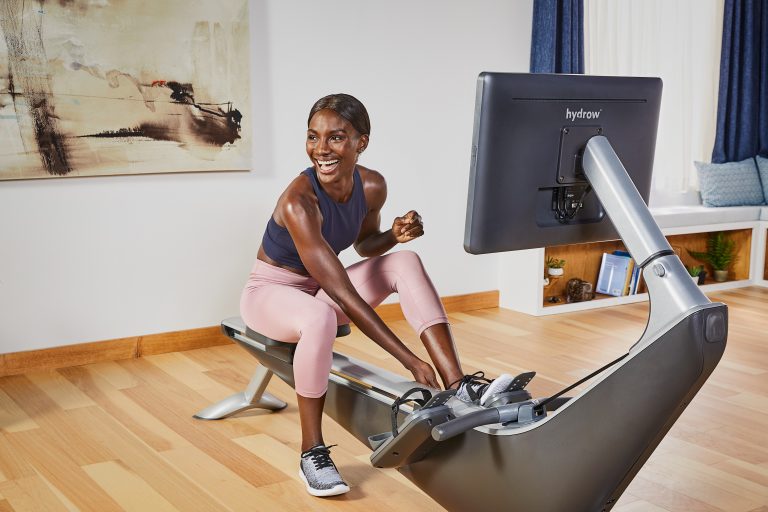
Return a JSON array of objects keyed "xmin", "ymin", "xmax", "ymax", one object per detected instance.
[{"xmin": 238, "ymin": 93, "xmax": 514, "ymax": 497}]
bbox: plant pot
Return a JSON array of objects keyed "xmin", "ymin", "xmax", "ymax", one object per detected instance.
[
  {"xmin": 690, "ymin": 275, "xmax": 700, "ymax": 285},
  {"xmin": 547, "ymin": 267, "xmax": 564, "ymax": 277},
  {"xmin": 713, "ymin": 269, "xmax": 728, "ymax": 282}
]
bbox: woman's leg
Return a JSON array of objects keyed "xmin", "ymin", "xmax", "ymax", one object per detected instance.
[
  {"xmin": 240, "ymin": 284, "xmax": 337, "ymax": 450},
  {"xmin": 315, "ymin": 250, "xmax": 464, "ymax": 388},
  {"xmin": 420, "ymin": 323, "xmax": 464, "ymax": 389}
]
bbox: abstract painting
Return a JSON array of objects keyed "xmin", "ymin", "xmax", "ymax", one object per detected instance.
[{"xmin": 0, "ymin": 0, "xmax": 250, "ymax": 180}]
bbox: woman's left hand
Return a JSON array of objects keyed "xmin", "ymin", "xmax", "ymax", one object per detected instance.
[{"xmin": 392, "ymin": 210, "xmax": 424, "ymax": 243}]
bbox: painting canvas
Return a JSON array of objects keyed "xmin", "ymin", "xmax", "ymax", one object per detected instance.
[{"xmin": 0, "ymin": 0, "xmax": 251, "ymax": 180}]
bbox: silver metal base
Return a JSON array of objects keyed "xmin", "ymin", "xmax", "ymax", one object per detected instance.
[{"xmin": 193, "ymin": 365, "xmax": 287, "ymax": 419}]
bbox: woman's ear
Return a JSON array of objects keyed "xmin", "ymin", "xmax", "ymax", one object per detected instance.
[{"xmin": 358, "ymin": 134, "xmax": 369, "ymax": 154}]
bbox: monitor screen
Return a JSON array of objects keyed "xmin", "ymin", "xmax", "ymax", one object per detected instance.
[{"xmin": 464, "ymin": 72, "xmax": 662, "ymax": 254}]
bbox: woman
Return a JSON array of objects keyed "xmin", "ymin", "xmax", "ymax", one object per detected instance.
[{"xmin": 240, "ymin": 93, "xmax": 513, "ymax": 497}]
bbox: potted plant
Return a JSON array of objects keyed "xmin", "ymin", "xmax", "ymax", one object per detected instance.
[
  {"xmin": 545, "ymin": 256, "xmax": 566, "ymax": 277},
  {"xmin": 687, "ymin": 232, "xmax": 736, "ymax": 282},
  {"xmin": 687, "ymin": 265, "xmax": 706, "ymax": 285}
]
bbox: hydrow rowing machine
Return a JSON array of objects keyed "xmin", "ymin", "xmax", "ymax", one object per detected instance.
[
  {"xmin": 194, "ymin": 136, "xmax": 726, "ymax": 511},
  {"xmin": 194, "ymin": 74, "xmax": 726, "ymax": 511}
]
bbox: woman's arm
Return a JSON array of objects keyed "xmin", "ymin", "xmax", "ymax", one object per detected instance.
[
  {"xmin": 280, "ymin": 186, "xmax": 439, "ymax": 388},
  {"xmin": 354, "ymin": 169, "xmax": 424, "ymax": 257}
]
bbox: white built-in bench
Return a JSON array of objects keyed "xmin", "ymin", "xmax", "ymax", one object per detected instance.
[{"xmin": 651, "ymin": 205, "xmax": 768, "ymax": 230}]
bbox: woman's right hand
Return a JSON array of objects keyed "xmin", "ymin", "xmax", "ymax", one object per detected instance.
[{"xmin": 406, "ymin": 358, "xmax": 440, "ymax": 389}]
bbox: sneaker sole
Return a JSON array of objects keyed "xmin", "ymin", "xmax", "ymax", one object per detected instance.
[
  {"xmin": 298, "ymin": 469, "xmax": 350, "ymax": 497},
  {"xmin": 479, "ymin": 374, "xmax": 515, "ymax": 406}
]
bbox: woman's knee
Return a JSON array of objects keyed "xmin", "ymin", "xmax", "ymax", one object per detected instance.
[
  {"xmin": 299, "ymin": 302, "xmax": 338, "ymax": 338},
  {"xmin": 387, "ymin": 250, "xmax": 431, "ymax": 282},
  {"xmin": 387, "ymin": 250, "xmax": 424, "ymax": 270}
]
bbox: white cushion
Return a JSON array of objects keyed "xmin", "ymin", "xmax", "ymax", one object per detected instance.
[{"xmin": 650, "ymin": 205, "xmax": 764, "ymax": 229}]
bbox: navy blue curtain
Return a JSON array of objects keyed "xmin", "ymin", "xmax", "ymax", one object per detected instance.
[
  {"xmin": 712, "ymin": 0, "xmax": 768, "ymax": 162},
  {"xmin": 530, "ymin": 0, "xmax": 584, "ymax": 74}
]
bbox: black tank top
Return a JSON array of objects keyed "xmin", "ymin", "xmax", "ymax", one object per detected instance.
[{"xmin": 261, "ymin": 167, "xmax": 368, "ymax": 271}]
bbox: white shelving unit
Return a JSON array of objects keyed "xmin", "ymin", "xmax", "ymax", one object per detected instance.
[{"xmin": 499, "ymin": 214, "xmax": 768, "ymax": 316}]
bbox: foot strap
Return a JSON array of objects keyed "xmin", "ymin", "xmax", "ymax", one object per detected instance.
[{"xmin": 390, "ymin": 387, "xmax": 432, "ymax": 437}]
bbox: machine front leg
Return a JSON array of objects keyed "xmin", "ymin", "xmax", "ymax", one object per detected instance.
[{"xmin": 194, "ymin": 365, "xmax": 287, "ymax": 420}]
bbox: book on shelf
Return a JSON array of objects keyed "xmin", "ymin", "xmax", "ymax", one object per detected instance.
[
  {"xmin": 596, "ymin": 252, "xmax": 634, "ymax": 297},
  {"xmin": 613, "ymin": 250, "xmax": 646, "ymax": 295},
  {"xmin": 611, "ymin": 250, "xmax": 644, "ymax": 296},
  {"xmin": 628, "ymin": 265, "xmax": 642, "ymax": 294}
]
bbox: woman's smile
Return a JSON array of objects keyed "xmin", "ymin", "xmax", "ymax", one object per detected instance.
[{"xmin": 316, "ymin": 158, "xmax": 340, "ymax": 174}]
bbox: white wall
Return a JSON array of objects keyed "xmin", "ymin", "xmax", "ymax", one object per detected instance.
[{"xmin": 0, "ymin": 0, "xmax": 533, "ymax": 353}]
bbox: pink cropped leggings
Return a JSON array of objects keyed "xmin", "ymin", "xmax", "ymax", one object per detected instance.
[{"xmin": 239, "ymin": 250, "xmax": 448, "ymax": 398}]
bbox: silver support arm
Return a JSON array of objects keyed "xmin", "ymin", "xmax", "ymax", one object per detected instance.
[
  {"xmin": 583, "ymin": 136, "xmax": 711, "ymax": 346},
  {"xmin": 582, "ymin": 136, "xmax": 671, "ymax": 265}
]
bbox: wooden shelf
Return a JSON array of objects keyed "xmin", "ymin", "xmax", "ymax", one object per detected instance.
[
  {"xmin": 765, "ymin": 229, "xmax": 768, "ymax": 281},
  {"xmin": 543, "ymin": 228, "xmax": 753, "ymax": 308}
]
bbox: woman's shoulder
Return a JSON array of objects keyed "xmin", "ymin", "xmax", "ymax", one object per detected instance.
[
  {"xmin": 357, "ymin": 165, "xmax": 386, "ymax": 189},
  {"xmin": 273, "ymin": 172, "xmax": 317, "ymax": 224},
  {"xmin": 357, "ymin": 165, "xmax": 387, "ymax": 208}
]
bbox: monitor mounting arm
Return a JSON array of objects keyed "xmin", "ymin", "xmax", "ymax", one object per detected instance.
[{"xmin": 582, "ymin": 136, "xmax": 712, "ymax": 345}]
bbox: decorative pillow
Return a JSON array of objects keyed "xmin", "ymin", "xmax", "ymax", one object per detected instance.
[
  {"xmin": 694, "ymin": 157, "xmax": 765, "ymax": 207},
  {"xmin": 756, "ymin": 155, "xmax": 768, "ymax": 202}
]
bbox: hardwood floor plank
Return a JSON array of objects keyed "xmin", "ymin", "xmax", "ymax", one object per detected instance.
[
  {"xmin": 0, "ymin": 477, "xmax": 70, "ymax": 512},
  {"xmin": 0, "ymin": 389, "xmax": 38, "ymax": 434},
  {"xmin": 0, "ymin": 435, "xmax": 35, "ymax": 482},
  {"xmin": 160, "ymin": 445, "xmax": 271, "ymax": 512},
  {"xmin": 622, "ymin": 475, "xmax": 722, "ymax": 512},
  {"xmin": 5, "ymin": 428, "xmax": 122, "ymax": 511},
  {"xmin": 711, "ymin": 458, "xmax": 768, "ymax": 489},
  {"xmin": 77, "ymin": 360, "xmax": 139, "ymax": 391},
  {"xmin": 613, "ymin": 500, "xmax": 670, "ymax": 512},
  {"xmin": 82, "ymin": 461, "xmax": 180, "ymax": 512},
  {"xmin": 67, "ymin": 406, "xmax": 229, "ymax": 512},
  {"xmin": 58, "ymin": 365, "xmax": 189, "ymax": 453},
  {"xmin": 143, "ymin": 352, "xmax": 235, "ymax": 394},
  {"xmin": 116, "ymin": 358, "xmax": 288, "ymax": 489},
  {"xmin": 33, "ymin": 468, "xmax": 81, "ymax": 512},
  {"xmin": 233, "ymin": 433, "xmax": 304, "ymax": 483},
  {"xmin": 0, "ymin": 376, "xmax": 115, "ymax": 465},
  {"xmin": 24, "ymin": 370, "xmax": 95, "ymax": 411}
]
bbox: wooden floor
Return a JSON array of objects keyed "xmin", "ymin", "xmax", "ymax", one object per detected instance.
[{"xmin": 1, "ymin": 288, "xmax": 767, "ymax": 511}]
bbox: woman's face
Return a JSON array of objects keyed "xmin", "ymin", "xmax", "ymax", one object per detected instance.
[{"xmin": 306, "ymin": 109, "xmax": 367, "ymax": 181}]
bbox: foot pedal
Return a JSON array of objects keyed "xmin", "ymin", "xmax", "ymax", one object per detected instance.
[
  {"xmin": 370, "ymin": 399, "xmax": 455, "ymax": 469},
  {"xmin": 420, "ymin": 389, "xmax": 456, "ymax": 409},
  {"xmin": 505, "ymin": 371, "xmax": 536, "ymax": 392},
  {"xmin": 484, "ymin": 371, "xmax": 536, "ymax": 408}
]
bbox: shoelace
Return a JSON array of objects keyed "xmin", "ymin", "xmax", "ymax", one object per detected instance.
[
  {"xmin": 302, "ymin": 444, "xmax": 338, "ymax": 471},
  {"xmin": 450, "ymin": 371, "xmax": 493, "ymax": 402}
]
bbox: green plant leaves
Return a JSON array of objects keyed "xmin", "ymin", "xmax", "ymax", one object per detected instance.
[{"xmin": 686, "ymin": 232, "xmax": 737, "ymax": 271}]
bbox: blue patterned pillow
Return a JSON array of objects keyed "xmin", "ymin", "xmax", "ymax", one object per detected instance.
[
  {"xmin": 695, "ymin": 157, "xmax": 765, "ymax": 207},
  {"xmin": 756, "ymin": 155, "xmax": 768, "ymax": 201}
]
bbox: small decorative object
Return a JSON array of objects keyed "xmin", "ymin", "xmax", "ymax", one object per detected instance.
[
  {"xmin": 546, "ymin": 256, "xmax": 566, "ymax": 277},
  {"xmin": 687, "ymin": 265, "xmax": 706, "ymax": 285},
  {"xmin": 687, "ymin": 232, "xmax": 737, "ymax": 283},
  {"xmin": 566, "ymin": 278, "xmax": 594, "ymax": 303}
]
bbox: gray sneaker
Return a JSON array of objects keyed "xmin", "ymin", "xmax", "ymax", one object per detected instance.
[
  {"xmin": 455, "ymin": 372, "xmax": 515, "ymax": 406},
  {"xmin": 299, "ymin": 444, "xmax": 350, "ymax": 497}
]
